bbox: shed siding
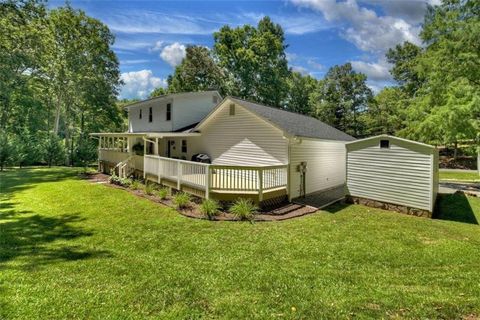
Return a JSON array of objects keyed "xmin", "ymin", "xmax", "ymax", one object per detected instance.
[
  {"xmin": 290, "ymin": 139, "xmax": 346, "ymax": 199},
  {"xmin": 347, "ymin": 139, "xmax": 433, "ymax": 211},
  {"xmin": 197, "ymin": 104, "xmax": 288, "ymax": 166}
]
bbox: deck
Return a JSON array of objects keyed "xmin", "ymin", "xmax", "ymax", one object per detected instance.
[{"xmin": 99, "ymin": 150, "xmax": 289, "ymax": 202}]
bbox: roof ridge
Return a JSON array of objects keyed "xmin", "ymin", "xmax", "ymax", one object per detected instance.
[
  {"xmin": 228, "ymin": 96, "xmax": 319, "ymax": 121},
  {"xmin": 124, "ymin": 90, "xmax": 220, "ymax": 109}
]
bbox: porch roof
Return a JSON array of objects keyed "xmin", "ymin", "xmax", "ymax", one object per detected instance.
[{"xmin": 90, "ymin": 132, "xmax": 201, "ymax": 138}]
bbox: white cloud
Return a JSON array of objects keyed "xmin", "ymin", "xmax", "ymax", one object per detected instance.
[
  {"xmin": 104, "ymin": 11, "xmax": 216, "ymax": 35},
  {"xmin": 160, "ymin": 42, "xmax": 186, "ymax": 67},
  {"xmin": 240, "ymin": 12, "xmax": 329, "ymax": 35},
  {"xmin": 290, "ymin": 0, "xmax": 421, "ymax": 53},
  {"xmin": 120, "ymin": 70, "xmax": 167, "ymax": 99},
  {"xmin": 307, "ymin": 59, "xmax": 324, "ymax": 71},
  {"xmin": 350, "ymin": 58, "xmax": 392, "ymax": 82},
  {"xmin": 362, "ymin": 0, "xmax": 440, "ymax": 24},
  {"xmin": 291, "ymin": 65, "xmax": 311, "ymax": 75}
]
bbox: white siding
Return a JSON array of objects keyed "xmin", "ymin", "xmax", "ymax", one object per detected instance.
[
  {"xmin": 127, "ymin": 92, "xmax": 220, "ymax": 133},
  {"xmin": 197, "ymin": 104, "xmax": 288, "ymax": 166},
  {"xmin": 128, "ymin": 99, "xmax": 173, "ymax": 132},
  {"xmin": 347, "ymin": 137, "xmax": 435, "ymax": 211},
  {"xmin": 290, "ymin": 139, "xmax": 347, "ymax": 199},
  {"xmin": 172, "ymin": 93, "xmax": 220, "ymax": 131}
]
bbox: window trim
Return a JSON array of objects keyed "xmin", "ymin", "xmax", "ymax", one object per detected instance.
[
  {"xmin": 229, "ymin": 103, "xmax": 235, "ymax": 116},
  {"xmin": 181, "ymin": 139, "xmax": 187, "ymax": 153},
  {"xmin": 148, "ymin": 107, "xmax": 153, "ymax": 123},
  {"xmin": 166, "ymin": 103, "xmax": 172, "ymax": 121}
]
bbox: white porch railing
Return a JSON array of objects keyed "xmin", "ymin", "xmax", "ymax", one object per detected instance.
[{"xmin": 143, "ymin": 155, "xmax": 288, "ymax": 200}]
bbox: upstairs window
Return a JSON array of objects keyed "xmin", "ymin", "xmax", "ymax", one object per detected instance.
[
  {"xmin": 229, "ymin": 103, "xmax": 235, "ymax": 116},
  {"xmin": 139, "ymin": 109, "xmax": 142, "ymax": 119},
  {"xmin": 149, "ymin": 107, "xmax": 153, "ymax": 122},
  {"xmin": 166, "ymin": 103, "xmax": 171, "ymax": 121},
  {"xmin": 380, "ymin": 140, "xmax": 390, "ymax": 148},
  {"xmin": 181, "ymin": 140, "xmax": 187, "ymax": 153}
]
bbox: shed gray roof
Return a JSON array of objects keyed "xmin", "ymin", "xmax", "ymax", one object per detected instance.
[{"xmin": 229, "ymin": 97, "xmax": 355, "ymax": 141}]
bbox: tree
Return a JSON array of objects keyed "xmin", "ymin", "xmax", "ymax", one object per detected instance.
[
  {"xmin": 310, "ymin": 63, "xmax": 372, "ymax": 137},
  {"xmin": 43, "ymin": 133, "xmax": 65, "ymax": 167},
  {"xmin": 167, "ymin": 46, "xmax": 225, "ymax": 95},
  {"xmin": 0, "ymin": 130, "xmax": 15, "ymax": 171},
  {"xmin": 213, "ymin": 16, "xmax": 290, "ymax": 107},
  {"xmin": 362, "ymin": 87, "xmax": 406, "ymax": 136},
  {"xmin": 149, "ymin": 87, "xmax": 167, "ymax": 98},
  {"xmin": 386, "ymin": 42, "xmax": 424, "ymax": 96},
  {"xmin": 394, "ymin": 0, "xmax": 480, "ymax": 156},
  {"xmin": 41, "ymin": 5, "xmax": 122, "ymax": 164},
  {"xmin": 285, "ymin": 72, "xmax": 317, "ymax": 115}
]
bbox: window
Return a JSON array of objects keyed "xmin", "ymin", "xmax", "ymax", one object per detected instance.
[
  {"xmin": 229, "ymin": 103, "xmax": 235, "ymax": 116},
  {"xmin": 148, "ymin": 107, "xmax": 153, "ymax": 122},
  {"xmin": 380, "ymin": 140, "xmax": 390, "ymax": 148},
  {"xmin": 139, "ymin": 109, "xmax": 142, "ymax": 119},
  {"xmin": 213, "ymin": 95, "xmax": 218, "ymax": 104},
  {"xmin": 181, "ymin": 140, "xmax": 187, "ymax": 153},
  {"xmin": 166, "ymin": 103, "xmax": 171, "ymax": 121}
]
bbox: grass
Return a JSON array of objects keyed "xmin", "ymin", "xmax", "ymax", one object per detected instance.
[
  {"xmin": 1, "ymin": 167, "xmax": 480, "ymax": 319},
  {"xmin": 439, "ymin": 170, "xmax": 479, "ymax": 182}
]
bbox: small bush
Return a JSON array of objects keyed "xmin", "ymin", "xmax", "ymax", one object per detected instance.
[
  {"xmin": 145, "ymin": 182, "xmax": 156, "ymax": 195},
  {"xmin": 200, "ymin": 199, "xmax": 221, "ymax": 220},
  {"xmin": 120, "ymin": 178, "xmax": 132, "ymax": 187},
  {"xmin": 173, "ymin": 192, "xmax": 191, "ymax": 209},
  {"xmin": 130, "ymin": 180, "xmax": 142, "ymax": 191},
  {"xmin": 109, "ymin": 173, "xmax": 121, "ymax": 185},
  {"xmin": 230, "ymin": 198, "xmax": 258, "ymax": 221},
  {"xmin": 157, "ymin": 187, "xmax": 169, "ymax": 200}
]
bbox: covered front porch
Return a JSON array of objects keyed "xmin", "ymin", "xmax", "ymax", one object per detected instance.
[{"xmin": 93, "ymin": 132, "xmax": 289, "ymax": 203}]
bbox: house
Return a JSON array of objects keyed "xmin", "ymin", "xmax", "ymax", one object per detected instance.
[
  {"xmin": 346, "ymin": 135, "xmax": 439, "ymax": 216},
  {"xmin": 92, "ymin": 92, "xmax": 354, "ymax": 205}
]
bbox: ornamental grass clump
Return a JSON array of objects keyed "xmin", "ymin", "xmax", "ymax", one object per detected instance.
[
  {"xmin": 130, "ymin": 180, "xmax": 142, "ymax": 191},
  {"xmin": 230, "ymin": 198, "xmax": 258, "ymax": 221},
  {"xmin": 144, "ymin": 182, "xmax": 156, "ymax": 195},
  {"xmin": 157, "ymin": 187, "xmax": 169, "ymax": 200},
  {"xmin": 173, "ymin": 192, "xmax": 191, "ymax": 209},
  {"xmin": 200, "ymin": 199, "xmax": 221, "ymax": 220}
]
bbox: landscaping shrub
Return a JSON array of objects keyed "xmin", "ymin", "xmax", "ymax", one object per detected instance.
[
  {"xmin": 145, "ymin": 182, "xmax": 156, "ymax": 195},
  {"xmin": 200, "ymin": 199, "xmax": 221, "ymax": 220},
  {"xmin": 109, "ymin": 173, "xmax": 121, "ymax": 185},
  {"xmin": 130, "ymin": 180, "xmax": 142, "ymax": 191},
  {"xmin": 120, "ymin": 178, "xmax": 132, "ymax": 188},
  {"xmin": 157, "ymin": 187, "xmax": 169, "ymax": 200},
  {"xmin": 173, "ymin": 192, "xmax": 191, "ymax": 209},
  {"xmin": 230, "ymin": 198, "xmax": 258, "ymax": 221}
]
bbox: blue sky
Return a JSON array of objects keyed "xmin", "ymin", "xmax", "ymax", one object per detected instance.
[{"xmin": 50, "ymin": 0, "xmax": 437, "ymax": 99}]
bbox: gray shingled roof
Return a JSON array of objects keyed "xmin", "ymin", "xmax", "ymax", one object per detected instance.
[{"xmin": 229, "ymin": 97, "xmax": 355, "ymax": 141}]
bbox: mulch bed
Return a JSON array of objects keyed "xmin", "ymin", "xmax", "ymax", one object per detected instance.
[{"xmin": 82, "ymin": 172, "xmax": 318, "ymax": 221}]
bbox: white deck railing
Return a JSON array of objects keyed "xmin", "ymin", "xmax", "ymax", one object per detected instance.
[{"xmin": 143, "ymin": 155, "xmax": 288, "ymax": 200}]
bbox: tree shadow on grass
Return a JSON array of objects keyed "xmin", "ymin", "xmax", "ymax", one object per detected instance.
[
  {"xmin": 0, "ymin": 211, "xmax": 111, "ymax": 271},
  {"xmin": 433, "ymin": 193, "xmax": 478, "ymax": 225},
  {"xmin": 0, "ymin": 167, "xmax": 82, "ymax": 202}
]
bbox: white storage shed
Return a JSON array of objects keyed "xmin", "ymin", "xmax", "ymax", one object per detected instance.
[{"xmin": 346, "ymin": 135, "xmax": 439, "ymax": 214}]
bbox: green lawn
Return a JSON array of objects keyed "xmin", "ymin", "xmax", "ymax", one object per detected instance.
[
  {"xmin": 439, "ymin": 170, "xmax": 480, "ymax": 182},
  {"xmin": 1, "ymin": 167, "xmax": 480, "ymax": 319}
]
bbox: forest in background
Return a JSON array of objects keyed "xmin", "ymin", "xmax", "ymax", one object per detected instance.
[{"xmin": 1, "ymin": 0, "xmax": 478, "ymax": 170}]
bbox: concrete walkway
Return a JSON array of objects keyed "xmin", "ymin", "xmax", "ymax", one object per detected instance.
[{"xmin": 439, "ymin": 181, "xmax": 480, "ymax": 197}]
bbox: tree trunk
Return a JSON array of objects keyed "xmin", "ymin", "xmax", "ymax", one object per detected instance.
[{"xmin": 453, "ymin": 141, "xmax": 458, "ymax": 160}]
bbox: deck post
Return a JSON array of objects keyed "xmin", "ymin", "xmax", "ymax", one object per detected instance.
[
  {"xmin": 177, "ymin": 161, "xmax": 182, "ymax": 190},
  {"xmin": 258, "ymin": 168, "xmax": 263, "ymax": 202},
  {"xmin": 157, "ymin": 157, "xmax": 161, "ymax": 183},
  {"xmin": 205, "ymin": 166, "xmax": 211, "ymax": 199}
]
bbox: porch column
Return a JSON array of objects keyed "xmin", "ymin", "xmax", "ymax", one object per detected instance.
[{"xmin": 155, "ymin": 138, "xmax": 159, "ymax": 155}]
